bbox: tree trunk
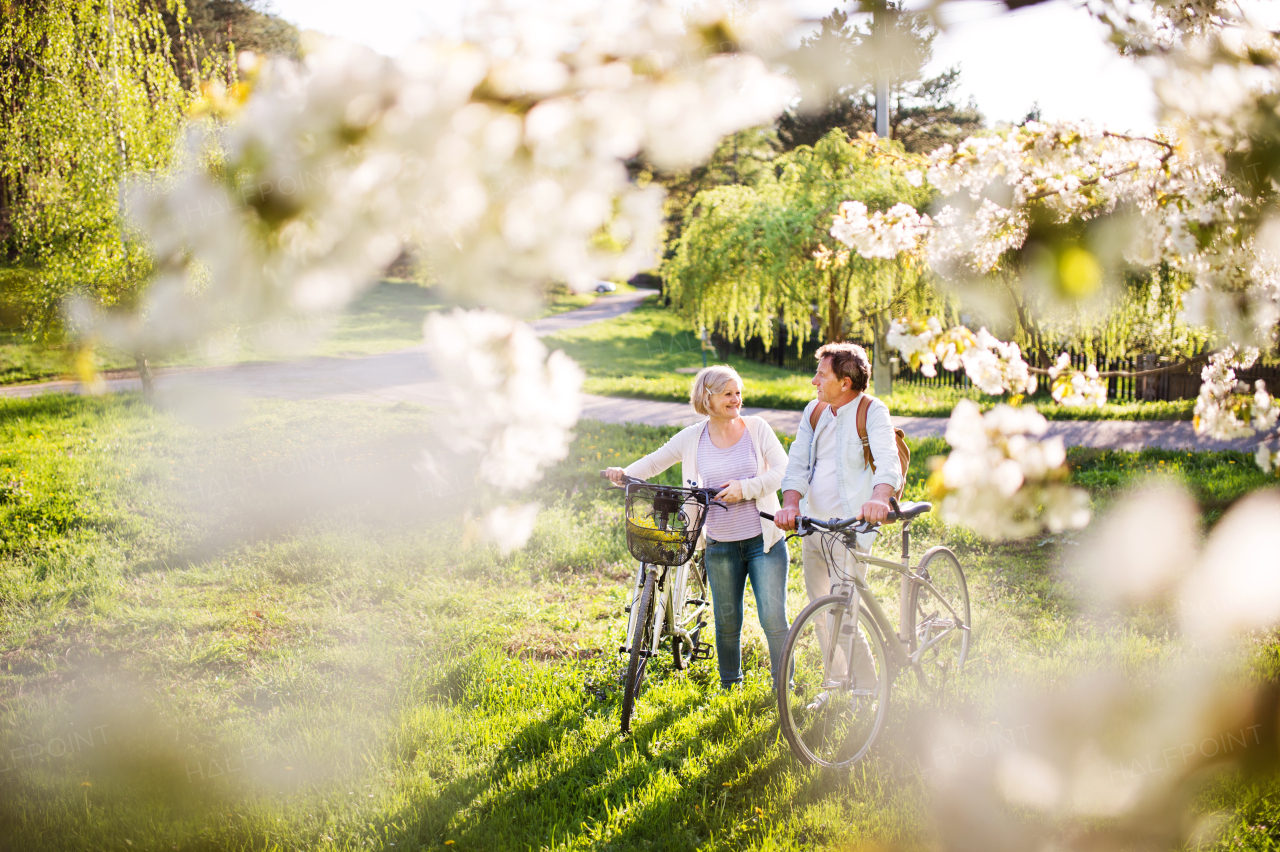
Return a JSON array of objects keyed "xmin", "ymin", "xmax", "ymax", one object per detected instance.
[
  {"xmin": 873, "ymin": 314, "xmax": 893, "ymax": 397},
  {"xmin": 135, "ymin": 350, "xmax": 154, "ymax": 400},
  {"xmin": 826, "ymin": 275, "xmax": 843, "ymax": 344}
]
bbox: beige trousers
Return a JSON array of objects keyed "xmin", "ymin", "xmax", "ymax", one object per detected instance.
[{"xmin": 801, "ymin": 533, "xmax": 878, "ymax": 689}]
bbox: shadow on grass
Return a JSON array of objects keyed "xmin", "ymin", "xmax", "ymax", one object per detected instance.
[{"xmin": 380, "ymin": 646, "xmax": 922, "ymax": 851}]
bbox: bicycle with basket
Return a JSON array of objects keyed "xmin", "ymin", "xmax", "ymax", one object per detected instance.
[{"xmin": 601, "ymin": 471, "xmax": 722, "ymax": 734}]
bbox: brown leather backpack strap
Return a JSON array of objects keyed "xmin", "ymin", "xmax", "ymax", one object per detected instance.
[
  {"xmin": 856, "ymin": 395, "xmax": 875, "ymax": 470},
  {"xmin": 808, "ymin": 400, "xmax": 829, "ymax": 431}
]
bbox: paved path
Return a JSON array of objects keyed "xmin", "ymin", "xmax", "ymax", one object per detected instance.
[
  {"xmin": 0, "ymin": 290, "xmax": 657, "ymax": 405},
  {"xmin": 0, "ymin": 287, "xmax": 1255, "ymax": 452},
  {"xmin": 579, "ymin": 395, "xmax": 1256, "ymax": 452}
]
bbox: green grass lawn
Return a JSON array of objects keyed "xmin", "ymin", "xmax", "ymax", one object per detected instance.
[
  {"xmin": 0, "ymin": 392, "xmax": 1275, "ymax": 850},
  {"xmin": 545, "ymin": 299, "xmax": 1198, "ymax": 421}
]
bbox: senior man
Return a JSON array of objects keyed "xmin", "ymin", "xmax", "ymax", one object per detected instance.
[{"xmin": 773, "ymin": 342, "xmax": 902, "ymax": 698}]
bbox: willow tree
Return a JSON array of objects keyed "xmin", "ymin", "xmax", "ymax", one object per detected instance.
[
  {"xmin": 664, "ymin": 129, "xmax": 943, "ymax": 391},
  {"xmin": 0, "ymin": 0, "xmax": 196, "ymax": 386}
]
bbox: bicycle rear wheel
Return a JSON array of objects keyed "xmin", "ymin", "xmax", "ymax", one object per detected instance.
[
  {"xmin": 777, "ymin": 594, "xmax": 890, "ymax": 768},
  {"xmin": 621, "ymin": 569, "xmax": 656, "ymax": 734},
  {"xmin": 907, "ymin": 546, "xmax": 970, "ymax": 696}
]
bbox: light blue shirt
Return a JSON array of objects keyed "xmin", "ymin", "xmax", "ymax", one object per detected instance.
[{"xmin": 780, "ymin": 394, "xmax": 903, "ymax": 521}]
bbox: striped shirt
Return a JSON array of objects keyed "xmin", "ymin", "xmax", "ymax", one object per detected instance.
[{"xmin": 697, "ymin": 424, "xmax": 760, "ymax": 542}]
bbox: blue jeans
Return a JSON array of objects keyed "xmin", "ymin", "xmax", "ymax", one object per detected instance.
[{"xmin": 704, "ymin": 534, "xmax": 790, "ymax": 688}]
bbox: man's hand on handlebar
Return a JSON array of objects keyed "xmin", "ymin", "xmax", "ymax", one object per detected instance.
[
  {"xmin": 855, "ymin": 484, "xmax": 897, "ymax": 525},
  {"xmin": 772, "ymin": 490, "xmax": 803, "ymax": 531},
  {"xmin": 603, "ymin": 467, "xmax": 627, "ymax": 486}
]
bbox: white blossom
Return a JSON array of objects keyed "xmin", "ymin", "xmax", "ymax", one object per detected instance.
[
  {"xmin": 1047, "ymin": 353, "xmax": 1108, "ymax": 408},
  {"xmin": 936, "ymin": 400, "xmax": 1090, "ymax": 539},
  {"xmin": 885, "ymin": 318, "xmax": 1036, "ymax": 398},
  {"xmin": 829, "ymin": 200, "xmax": 931, "ymax": 260},
  {"xmin": 423, "ymin": 309, "xmax": 583, "ymax": 494},
  {"xmin": 1192, "ymin": 346, "xmax": 1276, "ymax": 444}
]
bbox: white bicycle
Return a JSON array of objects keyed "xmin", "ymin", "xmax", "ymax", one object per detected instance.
[{"xmin": 602, "ymin": 472, "xmax": 720, "ymax": 734}]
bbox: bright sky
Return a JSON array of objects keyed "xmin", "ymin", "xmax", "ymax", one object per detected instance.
[
  {"xmin": 927, "ymin": 1, "xmax": 1157, "ymax": 132},
  {"xmin": 266, "ymin": 0, "xmax": 1160, "ymax": 133}
]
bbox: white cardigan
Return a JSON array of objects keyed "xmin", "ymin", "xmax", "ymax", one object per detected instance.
[{"xmin": 623, "ymin": 416, "xmax": 788, "ymax": 553}]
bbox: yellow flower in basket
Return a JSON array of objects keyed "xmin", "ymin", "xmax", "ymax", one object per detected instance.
[{"xmin": 628, "ymin": 514, "xmax": 684, "ymax": 543}]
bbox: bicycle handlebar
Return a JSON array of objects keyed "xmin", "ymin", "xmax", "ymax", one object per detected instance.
[
  {"xmin": 760, "ymin": 497, "xmax": 904, "ymax": 538},
  {"xmin": 598, "ymin": 471, "xmax": 728, "ymax": 508}
]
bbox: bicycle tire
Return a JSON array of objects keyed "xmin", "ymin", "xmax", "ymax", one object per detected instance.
[
  {"xmin": 907, "ymin": 546, "xmax": 971, "ymax": 696},
  {"xmin": 673, "ymin": 557, "xmax": 708, "ymax": 670},
  {"xmin": 621, "ymin": 569, "xmax": 656, "ymax": 734},
  {"xmin": 776, "ymin": 594, "xmax": 890, "ymax": 768}
]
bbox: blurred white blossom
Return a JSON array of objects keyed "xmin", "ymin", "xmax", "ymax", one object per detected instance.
[
  {"xmin": 1048, "ymin": 353, "xmax": 1108, "ymax": 408},
  {"xmin": 482, "ymin": 502, "xmax": 541, "ymax": 554},
  {"xmin": 107, "ymin": 0, "xmax": 795, "ymax": 350},
  {"xmin": 934, "ymin": 400, "xmax": 1089, "ymax": 539},
  {"xmin": 423, "ymin": 309, "xmax": 583, "ymax": 494},
  {"xmin": 1070, "ymin": 484, "xmax": 1199, "ymax": 609},
  {"xmin": 1258, "ymin": 443, "xmax": 1277, "ymax": 473},
  {"xmin": 1179, "ymin": 490, "xmax": 1280, "ymax": 643}
]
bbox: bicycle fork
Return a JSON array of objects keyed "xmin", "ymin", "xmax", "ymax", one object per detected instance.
[{"xmin": 621, "ymin": 563, "xmax": 702, "ymax": 657}]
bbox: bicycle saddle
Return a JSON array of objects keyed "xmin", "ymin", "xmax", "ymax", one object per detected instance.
[{"xmin": 891, "ymin": 501, "xmax": 932, "ymax": 521}]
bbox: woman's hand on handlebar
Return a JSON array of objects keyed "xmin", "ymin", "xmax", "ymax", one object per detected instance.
[
  {"xmin": 603, "ymin": 467, "xmax": 628, "ymax": 486},
  {"xmin": 714, "ymin": 480, "xmax": 744, "ymax": 504}
]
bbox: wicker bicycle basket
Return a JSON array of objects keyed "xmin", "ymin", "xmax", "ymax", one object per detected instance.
[{"xmin": 624, "ymin": 484, "xmax": 708, "ymax": 567}]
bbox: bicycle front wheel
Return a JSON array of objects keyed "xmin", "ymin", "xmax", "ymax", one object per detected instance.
[
  {"xmin": 907, "ymin": 546, "xmax": 971, "ymax": 696},
  {"xmin": 673, "ymin": 554, "xmax": 708, "ymax": 670},
  {"xmin": 777, "ymin": 594, "xmax": 890, "ymax": 768},
  {"xmin": 621, "ymin": 569, "xmax": 656, "ymax": 734}
]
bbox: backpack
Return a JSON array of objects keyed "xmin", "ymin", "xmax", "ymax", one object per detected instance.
[{"xmin": 809, "ymin": 394, "xmax": 910, "ymax": 502}]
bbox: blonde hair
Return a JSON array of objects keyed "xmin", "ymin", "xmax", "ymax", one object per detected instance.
[{"xmin": 690, "ymin": 365, "xmax": 744, "ymax": 416}]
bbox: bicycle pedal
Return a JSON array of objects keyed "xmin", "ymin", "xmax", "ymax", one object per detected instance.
[
  {"xmin": 686, "ymin": 598, "xmax": 709, "ymax": 606},
  {"xmin": 690, "ymin": 644, "xmax": 713, "ymax": 661}
]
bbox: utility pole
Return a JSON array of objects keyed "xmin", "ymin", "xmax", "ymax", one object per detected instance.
[
  {"xmin": 872, "ymin": 1, "xmax": 893, "ymax": 397},
  {"xmin": 873, "ymin": 1, "xmax": 889, "ymax": 140}
]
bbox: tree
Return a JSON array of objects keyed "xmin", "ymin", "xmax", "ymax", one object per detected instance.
[
  {"xmin": 663, "ymin": 130, "xmax": 945, "ymax": 392},
  {"xmin": 161, "ymin": 0, "xmax": 298, "ymax": 88},
  {"xmin": 0, "ymin": 0, "xmax": 198, "ymax": 391},
  {"xmin": 776, "ymin": 5, "xmax": 983, "ymax": 153},
  {"xmin": 185, "ymin": 0, "xmax": 298, "ymax": 60},
  {"xmin": 630, "ymin": 126, "xmax": 780, "ymax": 270}
]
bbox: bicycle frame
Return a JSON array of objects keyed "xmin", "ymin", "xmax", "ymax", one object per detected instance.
[
  {"xmin": 826, "ymin": 524, "xmax": 969, "ymax": 671},
  {"xmin": 623, "ymin": 559, "xmax": 711, "ymax": 657}
]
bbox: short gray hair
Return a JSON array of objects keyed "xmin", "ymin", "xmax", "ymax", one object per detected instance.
[
  {"xmin": 690, "ymin": 365, "xmax": 744, "ymax": 416},
  {"xmin": 816, "ymin": 342, "xmax": 870, "ymax": 393}
]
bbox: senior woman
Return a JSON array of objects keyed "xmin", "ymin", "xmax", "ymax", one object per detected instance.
[{"xmin": 605, "ymin": 365, "xmax": 790, "ymax": 689}]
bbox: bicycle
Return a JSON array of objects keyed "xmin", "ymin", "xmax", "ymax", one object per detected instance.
[
  {"xmin": 761, "ymin": 499, "xmax": 971, "ymax": 768},
  {"xmin": 601, "ymin": 472, "xmax": 722, "ymax": 734}
]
